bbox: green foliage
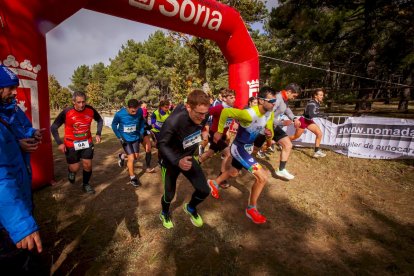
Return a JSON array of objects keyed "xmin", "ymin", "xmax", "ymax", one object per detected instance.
[
  {"xmin": 86, "ymin": 82, "xmax": 104, "ymax": 108},
  {"xmin": 266, "ymin": 0, "xmax": 414, "ymax": 98},
  {"xmin": 69, "ymin": 65, "xmax": 91, "ymax": 92},
  {"xmin": 219, "ymin": 0, "xmax": 268, "ymax": 27},
  {"xmin": 90, "ymin": 62, "xmax": 107, "ymax": 85},
  {"xmin": 48, "ymin": 75, "xmax": 71, "ymax": 110}
]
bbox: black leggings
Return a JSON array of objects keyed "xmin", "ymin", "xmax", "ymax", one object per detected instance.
[{"xmin": 160, "ymin": 157, "xmax": 210, "ymax": 213}]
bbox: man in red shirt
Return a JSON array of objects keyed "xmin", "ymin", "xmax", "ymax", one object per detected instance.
[{"xmin": 51, "ymin": 91, "xmax": 103, "ymax": 194}]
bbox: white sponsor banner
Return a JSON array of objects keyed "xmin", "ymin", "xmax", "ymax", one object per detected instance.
[
  {"xmin": 104, "ymin": 116, "xmax": 113, "ymax": 128},
  {"xmin": 285, "ymin": 116, "xmax": 414, "ymax": 159}
]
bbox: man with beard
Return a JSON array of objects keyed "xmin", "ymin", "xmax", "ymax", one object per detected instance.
[{"xmin": 0, "ymin": 65, "xmax": 46, "ymax": 274}]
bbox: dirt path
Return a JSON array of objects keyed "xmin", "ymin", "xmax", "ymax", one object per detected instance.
[{"xmin": 34, "ymin": 127, "xmax": 414, "ymax": 275}]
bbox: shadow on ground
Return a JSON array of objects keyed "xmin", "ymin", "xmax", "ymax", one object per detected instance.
[{"xmin": 33, "ymin": 132, "xmax": 414, "ymax": 274}]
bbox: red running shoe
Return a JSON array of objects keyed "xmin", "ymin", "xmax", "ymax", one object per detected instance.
[
  {"xmin": 246, "ymin": 207, "xmax": 267, "ymax": 224},
  {"xmin": 208, "ymin": 179, "xmax": 219, "ymax": 199}
]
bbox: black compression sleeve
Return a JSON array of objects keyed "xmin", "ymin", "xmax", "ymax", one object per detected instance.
[{"xmin": 50, "ymin": 109, "xmax": 67, "ymax": 145}]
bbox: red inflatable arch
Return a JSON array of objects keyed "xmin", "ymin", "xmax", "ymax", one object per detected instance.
[{"xmin": 0, "ymin": 0, "xmax": 259, "ymax": 188}]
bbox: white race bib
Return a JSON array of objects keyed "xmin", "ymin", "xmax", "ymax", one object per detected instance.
[
  {"xmin": 123, "ymin": 125, "xmax": 136, "ymax": 133},
  {"xmin": 244, "ymin": 144, "xmax": 253, "ymax": 154},
  {"xmin": 224, "ymin": 118, "xmax": 233, "ymax": 128},
  {"xmin": 183, "ymin": 130, "xmax": 202, "ymax": 149},
  {"xmin": 74, "ymin": 140, "xmax": 90, "ymax": 151}
]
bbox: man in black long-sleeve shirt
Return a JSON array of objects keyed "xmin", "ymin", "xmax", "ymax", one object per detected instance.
[{"xmin": 158, "ymin": 90, "xmax": 210, "ymax": 229}]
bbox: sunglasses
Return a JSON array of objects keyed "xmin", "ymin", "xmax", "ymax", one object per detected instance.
[{"xmin": 258, "ymin": 97, "xmax": 277, "ymax": 104}]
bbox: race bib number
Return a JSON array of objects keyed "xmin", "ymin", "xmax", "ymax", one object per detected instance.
[
  {"xmin": 224, "ymin": 118, "xmax": 233, "ymax": 128},
  {"xmin": 155, "ymin": 121, "xmax": 164, "ymax": 128},
  {"xmin": 183, "ymin": 130, "xmax": 202, "ymax": 149},
  {"xmin": 244, "ymin": 144, "xmax": 253, "ymax": 154},
  {"xmin": 123, "ymin": 125, "xmax": 136, "ymax": 133},
  {"xmin": 74, "ymin": 140, "xmax": 90, "ymax": 151}
]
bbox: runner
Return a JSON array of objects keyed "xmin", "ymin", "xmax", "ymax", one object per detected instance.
[
  {"xmin": 290, "ymin": 88, "xmax": 327, "ymax": 158},
  {"xmin": 150, "ymin": 100, "xmax": 171, "ymax": 143},
  {"xmin": 255, "ymin": 83, "xmax": 302, "ymax": 180},
  {"xmin": 158, "ymin": 90, "xmax": 211, "ymax": 229},
  {"xmin": 117, "ymin": 100, "xmax": 155, "ymax": 173},
  {"xmin": 51, "ymin": 91, "xmax": 103, "ymax": 194},
  {"xmin": 199, "ymin": 88, "xmax": 236, "ymax": 188},
  {"xmin": 208, "ymin": 86, "xmax": 276, "ymax": 224},
  {"xmin": 112, "ymin": 99, "xmax": 146, "ymax": 187},
  {"xmin": 139, "ymin": 100, "xmax": 155, "ymax": 172}
]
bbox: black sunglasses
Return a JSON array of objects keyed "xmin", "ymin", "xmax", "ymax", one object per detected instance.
[{"xmin": 258, "ymin": 97, "xmax": 277, "ymax": 104}]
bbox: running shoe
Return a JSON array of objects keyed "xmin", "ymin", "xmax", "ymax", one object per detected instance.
[
  {"xmin": 257, "ymin": 150, "xmax": 265, "ymax": 158},
  {"xmin": 208, "ymin": 179, "xmax": 219, "ymax": 199},
  {"xmin": 275, "ymin": 169, "xmax": 295, "ymax": 180},
  {"xmin": 68, "ymin": 171, "xmax": 76, "ymax": 184},
  {"xmin": 145, "ymin": 167, "xmax": 155, "ymax": 173},
  {"xmin": 130, "ymin": 177, "xmax": 141, "ymax": 188},
  {"xmin": 183, "ymin": 203, "xmax": 203, "ymax": 227},
  {"xmin": 159, "ymin": 212, "xmax": 174, "ymax": 229},
  {"xmin": 82, "ymin": 183, "xmax": 95, "ymax": 194},
  {"xmin": 246, "ymin": 207, "xmax": 267, "ymax": 224},
  {"xmin": 313, "ymin": 150, "xmax": 327, "ymax": 158},
  {"xmin": 118, "ymin": 153, "xmax": 125, "ymax": 167}
]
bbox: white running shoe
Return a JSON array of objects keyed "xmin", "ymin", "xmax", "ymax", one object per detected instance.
[
  {"xmin": 275, "ymin": 169, "xmax": 295, "ymax": 180},
  {"xmin": 313, "ymin": 150, "xmax": 327, "ymax": 158}
]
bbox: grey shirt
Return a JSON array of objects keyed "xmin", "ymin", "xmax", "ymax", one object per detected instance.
[{"xmin": 272, "ymin": 92, "xmax": 296, "ymax": 126}]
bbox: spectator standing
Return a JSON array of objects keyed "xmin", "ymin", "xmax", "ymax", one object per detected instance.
[{"xmin": 0, "ymin": 65, "xmax": 45, "ymax": 274}]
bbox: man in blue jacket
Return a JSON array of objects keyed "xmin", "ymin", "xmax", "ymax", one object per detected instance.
[
  {"xmin": 112, "ymin": 99, "xmax": 145, "ymax": 187},
  {"xmin": 0, "ymin": 65, "xmax": 44, "ymax": 272}
]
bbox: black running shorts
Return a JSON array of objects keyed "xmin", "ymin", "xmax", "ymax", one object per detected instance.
[
  {"xmin": 253, "ymin": 126, "xmax": 288, "ymax": 148},
  {"xmin": 122, "ymin": 140, "xmax": 140, "ymax": 155},
  {"xmin": 65, "ymin": 146, "xmax": 94, "ymax": 164}
]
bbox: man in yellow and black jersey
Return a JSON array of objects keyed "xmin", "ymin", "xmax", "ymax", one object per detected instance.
[{"xmin": 150, "ymin": 100, "xmax": 171, "ymax": 143}]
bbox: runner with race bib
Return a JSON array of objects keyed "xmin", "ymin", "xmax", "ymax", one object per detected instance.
[
  {"xmin": 157, "ymin": 90, "xmax": 211, "ymax": 229},
  {"xmin": 209, "ymin": 86, "xmax": 276, "ymax": 224},
  {"xmin": 51, "ymin": 91, "xmax": 103, "ymax": 194},
  {"xmin": 112, "ymin": 99, "xmax": 146, "ymax": 188}
]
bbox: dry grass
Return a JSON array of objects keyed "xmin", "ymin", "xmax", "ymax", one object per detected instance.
[{"xmin": 35, "ymin": 125, "xmax": 414, "ymax": 275}]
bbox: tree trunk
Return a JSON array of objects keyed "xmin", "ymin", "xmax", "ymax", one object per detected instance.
[
  {"xmin": 398, "ymin": 74, "xmax": 412, "ymax": 112},
  {"xmin": 193, "ymin": 38, "xmax": 207, "ymax": 83}
]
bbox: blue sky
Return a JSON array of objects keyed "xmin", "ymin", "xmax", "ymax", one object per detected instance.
[{"xmin": 46, "ymin": 1, "xmax": 277, "ymax": 87}]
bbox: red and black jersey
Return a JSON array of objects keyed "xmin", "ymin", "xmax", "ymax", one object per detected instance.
[{"xmin": 51, "ymin": 105, "xmax": 103, "ymax": 148}]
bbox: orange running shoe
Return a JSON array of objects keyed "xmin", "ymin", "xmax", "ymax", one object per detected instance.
[
  {"xmin": 246, "ymin": 207, "xmax": 267, "ymax": 224},
  {"xmin": 208, "ymin": 179, "xmax": 219, "ymax": 199}
]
